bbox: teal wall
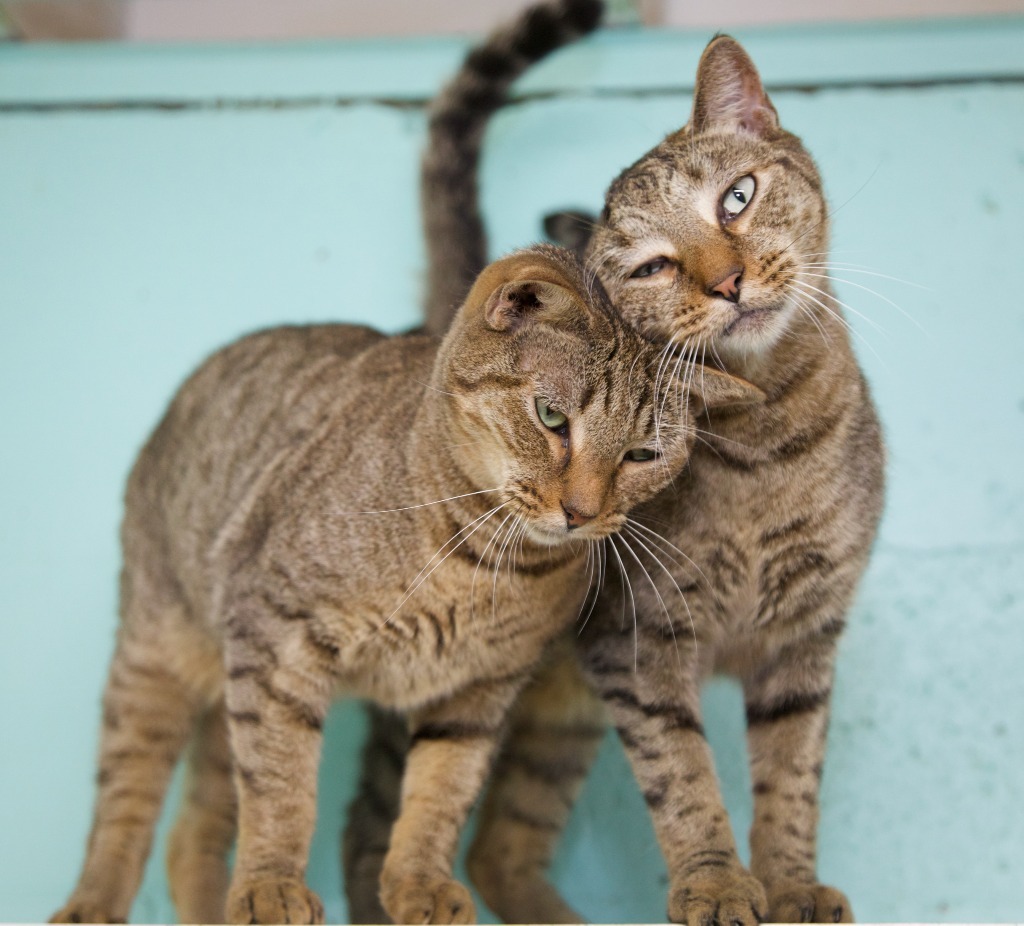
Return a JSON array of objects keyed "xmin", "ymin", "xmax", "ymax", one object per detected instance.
[{"xmin": 1, "ymin": 16, "xmax": 1022, "ymax": 923}]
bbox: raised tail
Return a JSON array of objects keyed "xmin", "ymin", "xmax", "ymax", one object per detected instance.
[{"xmin": 421, "ymin": 0, "xmax": 604, "ymax": 335}]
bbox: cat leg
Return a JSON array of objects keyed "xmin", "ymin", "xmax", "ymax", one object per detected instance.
[
  {"xmin": 221, "ymin": 594, "xmax": 335, "ymax": 925},
  {"xmin": 166, "ymin": 700, "xmax": 236, "ymax": 924},
  {"xmin": 341, "ymin": 704, "xmax": 408, "ymax": 924},
  {"xmin": 466, "ymin": 639, "xmax": 605, "ymax": 924},
  {"xmin": 744, "ymin": 629, "xmax": 853, "ymax": 923},
  {"xmin": 379, "ymin": 676, "xmax": 525, "ymax": 926},
  {"xmin": 51, "ymin": 623, "xmax": 202, "ymax": 924},
  {"xmin": 579, "ymin": 617, "xmax": 766, "ymax": 926}
]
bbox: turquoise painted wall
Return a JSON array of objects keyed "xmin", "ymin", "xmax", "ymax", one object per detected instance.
[{"xmin": 1, "ymin": 17, "xmax": 1022, "ymax": 923}]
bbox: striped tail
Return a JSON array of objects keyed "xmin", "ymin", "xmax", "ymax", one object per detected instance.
[{"xmin": 421, "ymin": 0, "xmax": 604, "ymax": 335}]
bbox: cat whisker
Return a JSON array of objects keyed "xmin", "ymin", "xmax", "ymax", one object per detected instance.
[
  {"xmin": 492, "ymin": 510, "xmax": 524, "ymax": 620},
  {"xmin": 412, "ymin": 378, "xmax": 460, "ymax": 398},
  {"xmin": 800, "ymin": 261, "xmax": 932, "ymax": 293},
  {"xmin": 606, "ymin": 534, "xmax": 640, "ymax": 674},
  {"xmin": 507, "ymin": 516, "xmax": 529, "ymax": 592},
  {"xmin": 786, "ymin": 283, "xmax": 886, "ymax": 368},
  {"xmin": 690, "ymin": 426, "xmax": 754, "ymax": 451},
  {"xmin": 626, "ymin": 517, "xmax": 718, "ymax": 604},
  {"xmin": 381, "ymin": 502, "xmax": 507, "ymax": 630},
  {"xmin": 576, "ymin": 539, "xmax": 608, "ymax": 637},
  {"xmin": 792, "ymin": 276, "xmax": 889, "ymax": 337},
  {"xmin": 574, "ymin": 540, "xmax": 603, "ymax": 631},
  {"xmin": 653, "ymin": 339, "xmax": 679, "ymax": 437},
  {"xmin": 471, "ymin": 505, "xmax": 519, "ymax": 622},
  {"xmin": 801, "ymin": 270, "xmax": 926, "ymax": 334},
  {"xmin": 622, "ymin": 525, "xmax": 698, "ymax": 657},
  {"xmin": 353, "ymin": 487, "xmax": 502, "ymax": 516},
  {"xmin": 656, "ymin": 340, "xmax": 687, "ymax": 445},
  {"xmin": 787, "ymin": 282, "xmax": 865, "ymax": 343},
  {"xmin": 582, "ymin": 247, "xmax": 618, "ymax": 303},
  {"xmin": 614, "ymin": 529, "xmax": 683, "ymax": 668},
  {"xmin": 786, "ymin": 290, "xmax": 835, "ymax": 350}
]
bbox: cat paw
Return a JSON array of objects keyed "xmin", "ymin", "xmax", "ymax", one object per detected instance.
[
  {"xmin": 226, "ymin": 877, "xmax": 324, "ymax": 924},
  {"xmin": 381, "ymin": 874, "xmax": 476, "ymax": 924},
  {"xmin": 49, "ymin": 902, "xmax": 124, "ymax": 924},
  {"xmin": 668, "ymin": 867, "xmax": 767, "ymax": 926},
  {"xmin": 767, "ymin": 882, "xmax": 853, "ymax": 923}
]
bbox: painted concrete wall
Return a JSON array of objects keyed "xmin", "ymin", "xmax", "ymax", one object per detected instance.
[{"xmin": 0, "ymin": 16, "xmax": 1022, "ymax": 923}]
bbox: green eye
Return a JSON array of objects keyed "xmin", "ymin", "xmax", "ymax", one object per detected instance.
[
  {"xmin": 624, "ymin": 447, "xmax": 658, "ymax": 463},
  {"xmin": 629, "ymin": 257, "xmax": 671, "ymax": 279},
  {"xmin": 535, "ymin": 398, "xmax": 568, "ymax": 431}
]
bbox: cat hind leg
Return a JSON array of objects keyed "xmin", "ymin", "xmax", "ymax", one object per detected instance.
[
  {"xmin": 166, "ymin": 700, "xmax": 236, "ymax": 924},
  {"xmin": 341, "ymin": 704, "xmax": 408, "ymax": 924},
  {"xmin": 51, "ymin": 606, "xmax": 205, "ymax": 923},
  {"xmin": 467, "ymin": 643, "xmax": 605, "ymax": 924}
]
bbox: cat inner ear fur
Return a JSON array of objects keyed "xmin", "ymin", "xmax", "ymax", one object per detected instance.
[
  {"xmin": 685, "ymin": 364, "xmax": 765, "ymax": 411},
  {"xmin": 690, "ymin": 35, "xmax": 779, "ymax": 137},
  {"xmin": 484, "ymin": 279, "xmax": 580, "ymax": 332}
]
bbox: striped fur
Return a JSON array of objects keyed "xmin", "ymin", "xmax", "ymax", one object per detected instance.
[
  {"xmin": 365, "ymin": 4, "xmax": 886, "ymax": 924},
  {"xmin": 421, "ymin": 0, "xmax": 602, "ymax": 333},
  {"xmin": 49, "ymin": 243, "xmax": 759, "ymax": 925}
]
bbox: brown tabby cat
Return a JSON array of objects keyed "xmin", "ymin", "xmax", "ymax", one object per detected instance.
[
  {"xmin": 49, "ymin": 243, "xmax": 761, "ymax": 926},
  {"xmin": 348, "ymin": 2, "xmax": 885, "ymax": 924}
]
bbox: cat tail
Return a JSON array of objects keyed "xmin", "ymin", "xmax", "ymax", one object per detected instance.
[{"xmin": 421, "ymin": 0, "xmax": 604, "ymax": 336}]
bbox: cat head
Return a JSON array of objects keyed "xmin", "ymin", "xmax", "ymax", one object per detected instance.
[
  {"xmin": 573, "ymin": 36, "xmax": 827, "ymax": 362},
  {"xmin": 435, "ymin": 244, "xmax": 762, "ymax": 546}
]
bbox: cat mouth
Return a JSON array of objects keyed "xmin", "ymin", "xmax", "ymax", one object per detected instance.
[
  {"xmin": 526, "ymin": 520, "xmax": 609, "ymax": 547},
  {"xmin": 722, "ymin": 303, "xmax": 781, "ymax": 337}
]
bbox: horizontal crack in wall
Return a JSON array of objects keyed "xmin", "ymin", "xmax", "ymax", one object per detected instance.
[{"xmin": 1, "ymin": 72, "xmax": 1022, "ymax": 113}]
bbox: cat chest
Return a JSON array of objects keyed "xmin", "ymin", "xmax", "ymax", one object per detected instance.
[
  {"xmin": 672, "ymin": 468, "xmax": 834, "ymax": 636},
  {"xmin": 332, "ymin": 591, "xmax": 565, "ymax": 711}
]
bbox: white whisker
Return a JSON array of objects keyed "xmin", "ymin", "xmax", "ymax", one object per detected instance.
[
  {"xmin": 605, "ymin": 534, "xmax": 638, "ymax": 673},
  {"xmin": 624, "ymin": 524, "xmax": 697, "ymax": 658},
  {"xmin": 380, "ymin": 502, "xmax": 507, "ymax": 630},
  {"xmin": 353, "ymin": 487, "xmax": 500, "ymax": 515},
  {"xmin": 627, "ymin": 518, "xmax": 718, "ymax": 605}
]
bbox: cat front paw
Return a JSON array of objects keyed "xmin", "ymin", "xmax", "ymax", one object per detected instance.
[
  {"xmin": 49, "ymin": 901, "xmax": 124, "ymax": 924},
  {"xmin": 767, "ymin": 882, "xmax": 853, "ymax": 923},
  {"xmin": 668, "ymin": 866, "xmax": 767, "ymax": 926},
  {"xmin": 226, "ymin": 877, "xmax": 324, "ymax": 924},
  {"xmin": 381, "ymin": 873, "xmax": 476, "ymax": 925}
]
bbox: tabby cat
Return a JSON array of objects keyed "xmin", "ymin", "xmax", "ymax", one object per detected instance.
[
  {"xmin": 347, "ymin": 2, "xmax": 885, "ymax": 924},
  {"xmin": 49, "ymin": 243, "xmax": 760, "ymax": 926}
]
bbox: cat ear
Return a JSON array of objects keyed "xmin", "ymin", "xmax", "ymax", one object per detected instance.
[
  {"xmin": 685, "ymin": 365, "xmax": 765, "ymax": 411},
  {"xmin": 543, "ymin": 210, "xmax": 596, "ymax": 260},
  {"xmin": 483, "ymin": 279, "xmax": 579, "ymax": 332},
  {"xmin": 690, "ymin": 35, "xmax": 779, "ymax": 137}
]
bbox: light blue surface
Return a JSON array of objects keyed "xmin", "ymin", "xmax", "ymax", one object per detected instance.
[{"xmin": 1, "ymin": 18, "xmax": 1022, "ymax": 925}]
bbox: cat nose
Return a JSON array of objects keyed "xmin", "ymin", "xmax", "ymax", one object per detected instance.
[
  {"xmin": 708, "ymin": 269, "xmax": 742, "ymax": 303},
  {"xmin": 561, "ymin": 501, "xmax": 596, "ymax": 530}
]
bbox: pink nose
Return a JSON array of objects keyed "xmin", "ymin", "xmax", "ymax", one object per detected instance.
[
  {"xmin": 710, "ymin": 270, "xmax": 742, "ymax": 303},
  {"xmin": 561, "ymin": 502, "xmax": 595, "ymax": 530}
]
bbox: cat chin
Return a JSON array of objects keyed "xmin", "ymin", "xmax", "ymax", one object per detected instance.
[
  {"xmin": 524, "ymin": 521, "xmax": 610, "ymax": 548},
  {"xmin": 524, "ymin": 523, "xmax": 574, "ymax": 547},
  {"xmin": 716, "ymin": 300, "xmax": 795, "ymax": 357}
]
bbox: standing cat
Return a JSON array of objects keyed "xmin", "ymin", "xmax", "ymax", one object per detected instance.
[
  {"xmin": 50, "ymin": 244, "xmax": 760, "ymax": 926},
  {"xmin": 348, "ymin": 2, "xmax": 885, "ymax": 924}
]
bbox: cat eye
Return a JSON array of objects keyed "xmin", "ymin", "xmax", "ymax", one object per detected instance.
[
  {"xmin": 629, "ymin": 257, "xmax": 672, "ymax": 279},
  {"xmin": 722, "ymin": 174, "xmax": 756, "ymax": 219},
  {"xmin": 623, "ymin": 447, "xmax": 659, "ymax": 463},
  {"xmin": 535, "ymin": 398, "xmax": 568, "ymax": 432}
]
